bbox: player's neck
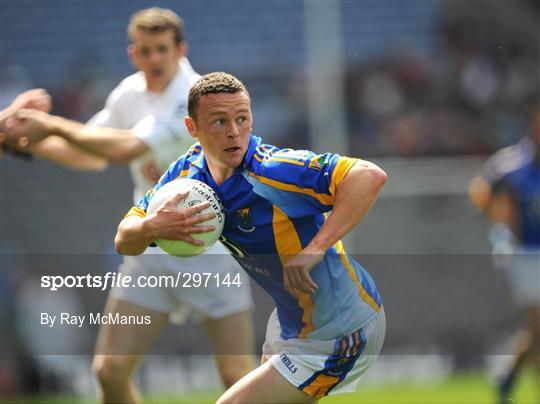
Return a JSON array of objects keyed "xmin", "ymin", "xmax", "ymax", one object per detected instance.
[
  {"xmin": 206, "ymin": 161, "xmax": 234, "ymax": 186},
  {"xmin": 145, "ymin": 65, "xmax": 179, "ymax": 93}
]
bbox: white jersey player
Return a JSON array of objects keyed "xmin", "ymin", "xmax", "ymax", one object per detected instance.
[
  {"xmin": 88, "ymin": 57, "xmax": 199, "ymax": 201},
  {"xmin": 6, "ymin": 8, "xmax": 255, "ymax": 404}
]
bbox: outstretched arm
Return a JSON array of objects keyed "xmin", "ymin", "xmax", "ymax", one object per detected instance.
[
  {"xmin": 30, "ymin": 136, "xmax": 108, "ymax": 171},
  {"xmin": 282, "ymin": 160, "xmax": 387, "ymax": 295},
  {"xmin": 9, "ymin": 109, "xmax": 149, "ymax": 165}
]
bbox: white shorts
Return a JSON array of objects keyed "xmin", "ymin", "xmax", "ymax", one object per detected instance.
[
  {"xmin": 263, "ymin": 308, "xmax": 386, "ymax": 399},
  {"xmin": 498, "ymin": 248, "xmax": 540, "ymax": 307},
  {"xmin": 109, "ymin": 242, "xmax": 254, "ymax": 322}
]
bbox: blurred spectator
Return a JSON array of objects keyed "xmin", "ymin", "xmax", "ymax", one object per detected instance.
[{"xmin": 52, "ymin": 52, "xmax": 110, "ymax": 121}]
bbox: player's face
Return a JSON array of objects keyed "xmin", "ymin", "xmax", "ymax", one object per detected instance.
[
  {"xmin": 185, "ymin": 92, "xmax": 252, "ymax": 181},
  {"xmin": 128, "ymin": 29, "xmax": 185, "ymax": 92}
]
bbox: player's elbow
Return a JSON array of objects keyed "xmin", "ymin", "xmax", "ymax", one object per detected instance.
[
  {"xmin": 114, "ymin": 230, "xmax": 140, "ymax": 256},
  {"xmin": 86, "ymin": 159, "xmax": 108, "ymax": 172},
  {"xmin": 109, "ymin": 150, "xmax": 134, "ymax": 165},
  {"xmin": 114, "ymin": 232, "xmax": 129, "ymax": 255},
  {"xmin": 362, "ymin": 163, "xmax": 388, "ymax": 193},
  {"xmin": 114, "ymin": 237, "xmax": 137, "ymax": 256}
]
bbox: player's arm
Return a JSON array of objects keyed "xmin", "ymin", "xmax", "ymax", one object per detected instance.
[
  {"xmin": 11, "ymin": 109, "xmax": 149, "ymax": 164},
  {"xmin": 469, "ymin": 175, "xmax": 493, "ymax": 213},
  {"xmin": 308, "ymin": 159, "xmax": 387, "ymax": 252},
  {"xmin": 29, "ymin": 136, "xmax": 108, "ymax": 171},
  {"xmin": 115, "ymin": 194, "xmax": 216, "ymax": 255},
  {"xmin": 469, "ymin": 175, "xmax": 514, "ymax": 225},
  {"xmin": 283, "ymin": 159, "xmax": 387, "ymax": 294}
]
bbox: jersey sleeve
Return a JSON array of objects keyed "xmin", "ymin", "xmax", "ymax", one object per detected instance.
[
  {"xmin": 86, "ymin": 87, "xmax": 123, "ymax": 128},
  {"xmin": 253, "ymin": 148, "xmax": 358, "ymax": 213},
  {"xmin": 481, "ymin": 155, "xmax": 506, "ymax": 190},
  {"xmin": 131, "ymin": 112, "xmax": 195, "ymax": 169}
]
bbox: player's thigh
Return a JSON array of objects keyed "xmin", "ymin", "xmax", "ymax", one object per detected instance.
[
  {"xmin": 201, "ymin": 311, "xmax": 255, "ymax": 355},
  {"xmin": 216, "ymin": 360, "xmax": 317, "ymax": 404},
  {"xmin": 94, "ymin": 297, "xmax": 169, "ymax": 356}
]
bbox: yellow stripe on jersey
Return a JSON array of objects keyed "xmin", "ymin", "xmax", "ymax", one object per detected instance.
[
  {"xmin": 254, "ymin": 153, "xmax": 264, "ymax": 163},
  {"xmin": 272, "ymin": 205, "xmax": 303, "ymax": 262},
  {"xmin": 174, "ymin": 169, "xmax": 190, "ymax": 179},
  {"xmin": 302, "ymin": 374, "xmax": 340, "ymax": 398},
  {"xmin": 269, "ymin": 156, "xmax": 306, "ymax": 166},
  {"xmin": 296, "ymin": 291, "xmax": 315, "ymax": 339},
  {"xmin": 329, "ymin": 157, "xmax": 358, "ymax": 197},
  {"xmin": 249, "ymin": 172, "xmax": 334, "ymax": 206},
  {"xmin": 124, "ymin": 206, "xmax": 146, "ymax": 218},
  {"xmin": 335, "ymin": 240, "xmax": 381, "ymax": 312},
  {"xmin": 272, "ymin": 205, "xmax": 314, "ymax": 338},
  {"xmin": 191, "ymin": 154, "xmax": 204, "ymax": 167}
]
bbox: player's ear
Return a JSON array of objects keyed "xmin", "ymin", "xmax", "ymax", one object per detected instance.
[
  {"xmin": 127, "ymin": 44, "xmax": 137, "ymax": 65},
  {"xmin": 185, "ymin": 116, "xmax": 197, "ymax": 139},
  {"xmin": 177, "ymin": 41, "xmax": 188, "ymax": 58}
]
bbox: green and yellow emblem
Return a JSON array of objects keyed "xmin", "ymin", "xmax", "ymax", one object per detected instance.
[
  {"xmin": 308, "ymin": 154, "xmax": 329, "ymax": 170},
  {"xmin": 236, "ymin": 208, "xmax": 255, "ymax": 233}
]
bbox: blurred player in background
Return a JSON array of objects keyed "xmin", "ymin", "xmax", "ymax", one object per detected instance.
[
  {"xmin": 5, "ymin": 8, "xmax": 255, "ymax": 403},
  {"xmin": 469, "ymin": 95, "xmax": 540, "ymax": 404},
  {"xmin": 116, "ymin": 72, "xmax": 387, "ymax": 403}
]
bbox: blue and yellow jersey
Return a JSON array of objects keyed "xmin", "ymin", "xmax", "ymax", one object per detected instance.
[
  {"xmin": 483, "ymin": 138, "xmax": 540, "ymax": 248},
  {"xmin": 127, "ymin": 134, "xmax": 382, "ymax": 340}
]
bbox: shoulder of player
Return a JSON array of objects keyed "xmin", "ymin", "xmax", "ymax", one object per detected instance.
[
  {"xmin": 484, "ymin": 141, "xmax": 532, "ymax": 180},
  {"xmin": 107, "ymin": 72, "xmax": 146, "ymax": 102},
  {"xmin": 249, "ymin": 145, "xmax": 339, "ymax": 183},
  {"xmin": 256, "ymin": 146, "xmax": 336, "ymax": 171},
  {"xmin": 179, "ymin": 58, "xmax": 200, "ymax": 80},
  {"xmin": 162, "ymin": 144, "xmax": 200, "ymax": 178}
]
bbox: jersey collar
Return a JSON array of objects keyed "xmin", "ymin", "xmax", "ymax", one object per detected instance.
[
  {"xmin": 187, "ymin": 134, "xmax": 261, "ymax": 172},
  {"xmin": 242, "ymin": 134, "xmax": 262, "ymax": 168}
]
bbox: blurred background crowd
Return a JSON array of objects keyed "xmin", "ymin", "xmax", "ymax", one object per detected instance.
[{"xmin": 3, "ymin": 1, "xmax": 538, "ymax": 155}]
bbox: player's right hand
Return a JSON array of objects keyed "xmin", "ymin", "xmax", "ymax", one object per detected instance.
[
  {"xmin": 144, "ymin": 192, "xmax": 217, "ymax": 245},
  {"xmin": 10, "ymin": 88, "xmax": 52, "ymax": 114}
]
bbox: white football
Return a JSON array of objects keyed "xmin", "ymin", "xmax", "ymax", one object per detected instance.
[{"xmin": 146, "ymin": 178, "xmax": 225, "ymax": 258}]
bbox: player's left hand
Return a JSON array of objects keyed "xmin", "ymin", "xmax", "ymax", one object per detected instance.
[
  {"xmin": 10, "ymin": 88, "xmax": 52, "ymax": 114},
  {"xmin": 282, "ymin": 247, "xmax": 323, "ymax": 295}
]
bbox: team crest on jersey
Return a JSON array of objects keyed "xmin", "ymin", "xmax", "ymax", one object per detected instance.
[
  {"xmin": 308, "ymin": 154, "xmax": 329, "ymax": 170},
  {"xmin": 236, "ymin": 208, "xmax": 255, "ymax": 233}
]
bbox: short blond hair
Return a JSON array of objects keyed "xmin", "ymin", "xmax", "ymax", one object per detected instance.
[{"xmin": 127, "ymin": 7, "xmax": 184, "ymax": 44}]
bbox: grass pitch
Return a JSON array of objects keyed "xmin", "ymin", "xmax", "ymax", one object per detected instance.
[{"xmin": 5, "ymin": 371, "xmax": 538, "ymax": 403}]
